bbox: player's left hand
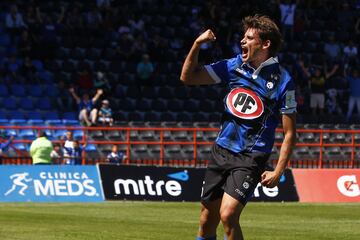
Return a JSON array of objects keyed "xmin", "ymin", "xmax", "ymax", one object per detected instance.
[{"xmin": 261, "ymin": 171, "xmax": 281, "ymax": 188}]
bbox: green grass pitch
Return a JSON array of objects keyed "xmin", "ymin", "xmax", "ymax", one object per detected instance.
[{"xmin": 0, "ymin": 202, "xmax": 359, "ymax": 240}]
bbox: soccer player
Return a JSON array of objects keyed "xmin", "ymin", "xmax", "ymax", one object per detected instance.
[{"xmin": 180, "ymin": 15, "xmax": 296, "ymax": 240}]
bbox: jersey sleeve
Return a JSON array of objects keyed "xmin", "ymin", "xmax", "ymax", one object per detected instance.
[
  {"xmin": 204, "ymin": 57, "xmax": 237, "ymax": 84},
  {"xmin": 280, "ymin": 78, "xmax": 297, "ymax": 114}
]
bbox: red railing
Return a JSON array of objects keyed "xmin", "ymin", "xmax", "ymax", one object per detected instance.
[{"xmin": 1, "ymin": 125, "xmax": 359, "ymax": 168}]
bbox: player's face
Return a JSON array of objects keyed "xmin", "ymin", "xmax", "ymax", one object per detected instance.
[{"xmin": 240, "ymin": 28, "xmax": 264, "ymax": 64}]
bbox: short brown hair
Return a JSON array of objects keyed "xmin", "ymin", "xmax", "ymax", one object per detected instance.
[{"xmin": 242, "ymin": 15, "xmax": 282, "ymax": 57}]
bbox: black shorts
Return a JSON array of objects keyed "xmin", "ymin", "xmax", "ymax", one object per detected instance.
[{"xmin": 201, "ymin": 144, "xmax": 270, "ymax": 206}]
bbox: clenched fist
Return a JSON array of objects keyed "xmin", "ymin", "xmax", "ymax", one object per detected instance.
[{"xmin": 195, "ymin": 29, "xmax": 216, "ymax": 45}]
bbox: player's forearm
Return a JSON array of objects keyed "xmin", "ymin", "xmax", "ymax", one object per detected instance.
[
  {"xmin": 180, "ymin": 42, "xmax": 202, "ymax": 83},
  {"xmin": 274, "ymin": 133, "xmax": 296, "ymax": 175}
]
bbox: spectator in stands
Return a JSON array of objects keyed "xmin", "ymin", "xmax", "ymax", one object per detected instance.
[
  {"xmin": 96, "ymin": 99, "xmax": 113, "ymax": 126},
  {"xmin": 355, "ymin": 16, "xmax": 360, "ymax": 43},
  {"xmin": 69, "ymin": 88, "xmax": 103, "ymax": 126},
  {"xmin": 128, "ymin": 13, "xmax": 144, "ymax": 35},
  {"xmin": 278, "ymin": 0, "xmax": 298, "ymax": 41},
  {"xmin": 346, "ymin": 68, "xmax": 360, "ymax": 122},
  {"xmin": 5, "ymin": 4, "xmax": 26, "ymax": 36},
  {"xmin": 85, "ymin": 7, "xmax": 103, "ymax": 31},
  {"xmin": 343, "ymin": 40, "xmax": 358, "ymax": 67},
  {"xmin": 24, "ymin": 5, "xmax": 41, "ymax": 34},
  {"xmin": 94, "ymin": 71, "xmax": 111, "ymax": 92},
  {"xmin": 0, "ymin": 135, "xmax": 14, "ymax": 165},
  {"xmin": 63, "ymin": 140, "xmax": 87, "ymax": 165},
  {"xmin": 325, "ymin": 88, "xmax": 343, "ymax": 116},
  {"xmin": 107, "ymin": 145, "xmax": 126, "ymax": 164},
  {"xmin": 30, "ymin": 131, "xmax": 53, "ymax": 165},
  {"xmin": 17, "ymin": 30, "xmax": 34, "ymax": 58},
  {"xmin": 299, "ymin": 63, "xmax": 327, "ymax": 115},
  {"xmin": 62, "ymin": 130, "xmax": 74, "ymax": 161},
  {"xmin": 50, "ymin": 143, "xmax": 63, "ymax": 164},
  {"xmin": 136, "ymin": 54, "xmax": 154, "ymax": 88},
  {"xmin": 324, "ymin": 35, "xmax": 342, "ymax": 60}
]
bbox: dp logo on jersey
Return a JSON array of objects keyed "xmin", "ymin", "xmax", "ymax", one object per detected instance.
[{"xmin": 226, "ymin": 88, "xmax": 264, "ymax": 119}]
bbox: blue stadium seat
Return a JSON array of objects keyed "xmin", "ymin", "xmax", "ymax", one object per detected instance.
[
  {"xmin": 12, "ymin": 143, "xmax": 28, "ymax": 152},
  {"xmin": 85, "ymin": 143, "xmax": 97, "ymax": 152},
  {"xmin": 27, "ymin": 111, "xmax": 44, "ymax": 125},
  {"xmin": 53, "ymin": 129, "xmax": 67, "ymax": 139},
  {"xmin": 3, "ymin": 98, "xmax": 17, "ymax": 110},
  {"xmin": 37, "ymin": 98, "xmax": 52, "ymax": 110},
  {"xmin": 0, "ymin": 34, "xmax": 10, "ymax": 47},
  {"xmin": 18, "ymin": 129, "xmax": 36, "ymax": 140},
  {"xmin": 44, "ymin": 84, "xmax": 59, "ymax": 97},
  {"xmin": 31, "ymin": 59, "xmax": 44, "ymax": 71},
  {"xmin": 27, "ymin": 85, "xmax": 43, "ymax": 97},
  {"xmin": 73, "ymin": 130, "xmax": 84, "ymax": 140},
  {"xmin": 8, "ymin": 111, "xmax": 27, "ymax": 125},
  {"xmin": 19, "ymin": 98, "xmax": 35, "ymax": 110},
  {"xmin": 10, "ymin": 85, "xmax": 26, "ymax": 97},
  {"xmin": 0, "ymin": 84, "xmax": 9, "ymax": 97},
  {"xmin": 38, "ymin": 71, "xmax": 54, "ymax": 84},
  {"xmin": 62, "ymin": 112, "xmax": 77, "ymax": 120}
]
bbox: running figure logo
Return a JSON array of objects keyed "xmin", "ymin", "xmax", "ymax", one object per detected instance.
[{"xmin": 4, "ymin": 172, "xmax": 33, "ymax": 196}]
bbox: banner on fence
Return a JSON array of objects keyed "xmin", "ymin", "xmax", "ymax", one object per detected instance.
[
  {"xmin": 292, "ymin": 169, "xmax": 360, "ymax": 202},
  {"xmin": 99, "ymin": 165, "xmax": 298, "ymax": 202},
  {"xmin": 0, "ymin": 165, "xmax": 104, "ymax": 202},
  {"xmin": 99, "ymin": 164, "xmax": 206, "ymax": 201},
  {"xmin": 250, "ymin": 169, "xmax": 299, "ymax": 202}
]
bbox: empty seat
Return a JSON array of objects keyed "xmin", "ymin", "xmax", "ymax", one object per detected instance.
[
  {"xmin": 18, "ymin": 129, "xmax": 36, "ymax": 140},
  {"xmin": 19, "ymin": 98, "xmax": 34, "ymax": 110},
  {"xmin": 3, "ymin": 98, "xmax": 17, "ymax": 110},
  {"xmin": 0, "ymin": 84, "xmax": 9, "ymax": 97},
  {"xmin": 10, "ymin": 85, "xmax": 26, "ymax": 97}
]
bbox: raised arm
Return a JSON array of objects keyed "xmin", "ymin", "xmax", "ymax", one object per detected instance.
[
  {"xmin": 261, "ymin": 113, "xmax": 296, "ymax": 188},
  {"xmin": 92, "ymin": 89, "xmax": 103, "ymax": 103},
  {"xmin": 180, "ymin": 29, "xmax": 217, "ymax": 85},
  {"xmin": 68, "ymin": 87, "xmax": 81, "ymax": 104}
]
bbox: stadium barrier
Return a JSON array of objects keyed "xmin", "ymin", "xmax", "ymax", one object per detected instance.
[
  {"xmin": 98, "ymin": 164, "xmax": 299, "ymax": 202},
  {"xmin": 0, "ymin": 165, "xmax": 104, "ymax": 202},
  {"xmin": 1, "ymin": 125, "xmax": 360, "ymax": 168},
  {"xmin": 292, "ymin": 169, "xmax": 360, "ymax": 202}
]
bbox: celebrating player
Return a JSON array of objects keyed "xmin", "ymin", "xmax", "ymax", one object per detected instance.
[{"xmin": 180, "ymin": 15, "xmax": 297, "ymax": 240}]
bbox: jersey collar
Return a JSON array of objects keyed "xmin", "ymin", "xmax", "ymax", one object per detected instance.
[{"xmin": 241, "ymin": 57, "xmax": 279, "ymax": 79}]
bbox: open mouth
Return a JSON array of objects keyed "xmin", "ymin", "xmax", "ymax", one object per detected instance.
[{"xmin": 241, "ymin": 46, "xmax": 248, "ymax": 59}]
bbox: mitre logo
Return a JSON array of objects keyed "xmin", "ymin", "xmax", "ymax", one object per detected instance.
[{"xmin": 226, "ymin": 88, "xmax": 264, "ymax": 119}]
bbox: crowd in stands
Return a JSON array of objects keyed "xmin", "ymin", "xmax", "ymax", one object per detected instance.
[
  {"xmin": 0, "ymin": 0, "xmax": 360, "ymax": 127},
  {"xmin": 29, "ymin": 130, "xmax": 125, "ymax": 165}
]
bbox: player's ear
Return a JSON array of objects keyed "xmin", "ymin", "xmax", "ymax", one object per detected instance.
[{"xmin": 262, "ymin": 39, "xmax": 271, "ymax": 50}]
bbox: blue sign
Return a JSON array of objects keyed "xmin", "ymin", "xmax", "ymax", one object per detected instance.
[{"xmin": 0, "ymin": 165, "xmax": 104, "ymax": 202}]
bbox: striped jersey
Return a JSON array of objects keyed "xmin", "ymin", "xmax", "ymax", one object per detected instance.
[{"xmin": 205, "ymin": 55, "xmax": 296, "ymax": 153}]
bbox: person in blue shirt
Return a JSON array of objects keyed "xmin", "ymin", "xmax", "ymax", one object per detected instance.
[
  {"xmin": 106, "ymin": 145, "xmax": 126, "ymax": 164},
  {"xmin": 63, "ymin": 140, "xmax": 87, "ymax": 165},
  {"xmin": 346, "ymin": 68, "xmax": 360, "ymax": 121},
  {"xmin": 180, "ymin": 15, "xmax": 297, "ymax": 240},
  {"xmin": 69, "ymin": 88, "xmax": 103, "ymax": 126}
]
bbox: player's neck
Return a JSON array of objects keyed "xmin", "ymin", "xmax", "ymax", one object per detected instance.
[{"xmin": 249, "ymin": 54, "xmax": 271, "ymax": 69}]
